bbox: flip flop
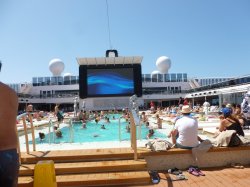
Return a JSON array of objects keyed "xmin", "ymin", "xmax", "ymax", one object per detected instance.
[
  {"xmin": 188, "ymin": 167, "xmax": 199, "ymax": 176},
  {"xmin": 148, "ymin": 170, "xmax": 160, "ymax": 184},
  {"xmin": 195, "ymin": 167, "xmax": 205, "ymax": 176},
  {"xmin": 231, "ymin": 163, "xmax": 244, "ymax": 169},
  {"xmin": 168, "ymin": 168, "xmax": 182, "ymax": 175},
  {"xmin": 171, "ymin": 174, "xmax": 187, "ymax": 181}
]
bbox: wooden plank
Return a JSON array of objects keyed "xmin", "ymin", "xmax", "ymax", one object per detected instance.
[
  {"xmin": 19, "ymin": 159, "xmax": 147, "ymax": 176},
  {"xmin": 19, "ymin": 166, "xmax": 250, "ymax": 187},
  {"xmin": 55, "ymin": 171, "xmax": 150, "ymax": 186},
  {"xmin": 18, "ymin": 176, "xmax": 33, "ymax": 187},
  {"xmin": 225, "ymin": 167, "xmax": 250, "ymax": 186},
  {"xmin": 21, "ymin": 146, "xmax": 250, "ymax": 160},
  {"xmin": 192, "ymin": 169, "xmax": 217, "ymax": 187}
]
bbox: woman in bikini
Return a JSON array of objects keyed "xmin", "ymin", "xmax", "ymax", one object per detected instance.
[{"xmin": 219, "ymin": 107, "xmax": 244, "ymax": 136}]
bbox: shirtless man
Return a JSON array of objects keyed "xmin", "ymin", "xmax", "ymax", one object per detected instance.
[
  {"xmin": 156, "ymin": 114, "xmax": 162, "ymax": 129},
  {"xmin": 0, "ymin": 62, "xmax": 19, "ymax": 187}
]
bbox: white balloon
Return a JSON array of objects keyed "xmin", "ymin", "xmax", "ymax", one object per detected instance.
[
  {"xmin": 49, "ymin": 58, "xmax": 65, "ymax": 76},
  {"xmin": 156, "ymin": 56, "xmax": 171, "ymax": 74}
]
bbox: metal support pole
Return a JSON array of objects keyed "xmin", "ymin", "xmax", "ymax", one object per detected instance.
[{"xmin": 118, "ymin": 117, "xmax": 121, "ymax": 142}]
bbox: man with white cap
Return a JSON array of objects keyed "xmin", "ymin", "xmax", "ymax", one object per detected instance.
[{"xmin": 172, "ymin": 105, "xmax": 199, "ymax": 149}]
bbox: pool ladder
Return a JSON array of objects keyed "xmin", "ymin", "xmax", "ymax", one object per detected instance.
[
  {"xmin": 69, "ymin": 119, "xmax": 74, "ymax": 143},
  {"xmin": 118, "ymin": 116, "xmax": 142, "ymax": 142},
  {"xmin": 47, "ymin": 118, "xmax": 74, "ymax": 144}
]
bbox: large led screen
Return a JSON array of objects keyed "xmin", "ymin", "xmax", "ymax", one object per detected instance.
[
  {"xmin": 79, "ymin": 64, "xmax": 142, "ymax": 98},
  {"xmin": 87, "ymin": 68, "xmax": 134, "ymax": 95}
]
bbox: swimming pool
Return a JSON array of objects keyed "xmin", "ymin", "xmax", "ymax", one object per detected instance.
[{"xmin": 32, "ymin": 114, "xmax": 166, "ymax": 144}]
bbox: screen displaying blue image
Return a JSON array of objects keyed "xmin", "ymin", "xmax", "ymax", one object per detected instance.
[{"xmin": 87, "ymin": 68, "xmax": 134, "ymax": 96}]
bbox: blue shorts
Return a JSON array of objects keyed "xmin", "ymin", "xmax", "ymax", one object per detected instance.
[
  {"xmin": 0, "ymin": 149, "xmax": 19, "ymax": 187},
  {"xmin": 176, "ymin": 143, "xmax": 193, "ymax": 150}
]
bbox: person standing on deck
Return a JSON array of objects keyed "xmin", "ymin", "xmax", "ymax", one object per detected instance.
[{"xmin": 0, "ymin": 61, "xmax": 19, "ymax": 187}]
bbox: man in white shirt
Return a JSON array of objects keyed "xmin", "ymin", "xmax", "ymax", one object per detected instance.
[{"xmin": 172, "ymin": 105, "xmax": 199, "ymax": 149}]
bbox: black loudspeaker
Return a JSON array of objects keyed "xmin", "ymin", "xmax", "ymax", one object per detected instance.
[
  {"xmin": 79, "ymin": 65, "xmax": 87, "ymax": 99},
  {"xmin": 133, "ymin": 64, "xmax": 142, "ymax": 97},
  {"xmin": 106, "ymin": 50, "xmax": 118, "ymax": 57}
]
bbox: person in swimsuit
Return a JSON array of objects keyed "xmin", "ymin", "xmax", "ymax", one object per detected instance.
[
  {"xmin": 54, "ymin": 104, "xmax": 63, "ymax": 127},
  {"xmin": 147, "ymin": 128, "xmax": 154, "ymax": 139},
  {"xmin": 0, "ymin": 61, "xmax": 20, "ymax": 187},
  {"xmin": 219, "ymin": 107, "xmax": 244, "ymax": 136}
]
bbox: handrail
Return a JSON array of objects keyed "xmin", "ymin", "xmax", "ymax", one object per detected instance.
[
  {"xmin": 69, "ymin": 118, "xmax": 74, "ymax": 143},
  {"xmin": 138, "ymin": 116, "xmax": 142, "ymax": 140},
  {"xmin": 22, "ymin": 116, "xmax": 29, "ymax": 153},
  {"xmin": 28, "ymin": 113, "xmax": 36, "ymax": 151},
  {"xmin": 48, "ymin": 119, "xmax": 53, "ymax": 144},
  {"xmin": 15, "ymin": 124, "xmax": 21, "ymax": 164},
  {"xmin": 16, "ymin": 112, "xmax": 36, "ymax": 163},
  {"xmin": 118, "ymin": 116, "xmax": 122, "ymax": 142},
  {"xmin": 129, "ymin": 111, "xmax": 138, "ymax": 160},
  {"xmin": 16, "ymin": 112, "xmax": 29, "ymax": 120}
]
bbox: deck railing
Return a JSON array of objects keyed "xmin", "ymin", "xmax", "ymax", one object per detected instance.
[
  {"xmin": 16, "ymin": 112, "xmax": 36, "ymax": 163},
  {"xmin": 129, "ymin": 111, "xmax": 138, "ymax": 160}
]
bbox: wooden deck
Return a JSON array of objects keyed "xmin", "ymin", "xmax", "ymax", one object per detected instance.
[
  {"xmin": 129, "ymin": 166, "xmax": 250, "ymax": 187},
  {"xmin": 19, "ymin": 147, "xmax": 250, "ymax": 186}
]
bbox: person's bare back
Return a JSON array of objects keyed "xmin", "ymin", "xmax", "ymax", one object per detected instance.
[
  {"xmin": 0, "ymin": 82, "xmax": 18, "ymax": 150},
  {"xmin": 0, "ymin": 62, "xmax": 20, "ymax": 186}
]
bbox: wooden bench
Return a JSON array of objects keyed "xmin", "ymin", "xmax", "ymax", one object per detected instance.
[{"xmin": 144, "ymin": 146, "xmax": 250, "ymax": 170}]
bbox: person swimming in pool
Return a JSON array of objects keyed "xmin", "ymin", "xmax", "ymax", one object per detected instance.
[
  {"xmin": 147, "ymin": 128, "xmax": 154, "ymax": 139},
  {"xmin": 81, "ymin": 120, "xmax": 87, "ymax": 129},
  {"xmin": 54, "ymin": 126, "xmax": 63, "ymax": 138},
  {"xmin": 39, "ymin": 132, "xmax": 45, "ymax": 142}
]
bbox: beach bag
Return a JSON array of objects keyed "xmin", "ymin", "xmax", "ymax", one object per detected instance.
[{"xmin": 228, "ymin": 133, "xmax": 241, "ymax": 147}]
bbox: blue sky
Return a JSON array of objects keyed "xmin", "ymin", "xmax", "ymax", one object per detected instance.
[{"xmin": 0, "ymin": 0, "xmax": 250, "ymax": 83}]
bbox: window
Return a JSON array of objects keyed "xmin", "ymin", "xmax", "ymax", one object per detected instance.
[
  {"xmin": 164, "ymin": 74, "xmax": 170, "ymax": 82},
  {"xmin": 177, "ymin": 73, "xmax": 182, "ymax": 82},
  {"xmin": 170, "ymin": 74, "xmax": 176, "ymax": 82}
]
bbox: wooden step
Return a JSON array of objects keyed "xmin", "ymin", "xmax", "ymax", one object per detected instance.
[
  {"xmin": 18, "ymin": 171, "xmax": 151, "ymax": 187},
  {"xmin": 21, "ymin": 148, "xmax": 142, "ymax": 164},
  {"xmin": 19, "ymin": 159, "xmax": 147, "ymax": 176}
]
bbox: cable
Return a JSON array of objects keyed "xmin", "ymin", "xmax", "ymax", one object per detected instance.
[{"xmin": 106, "ymin": 0, "xmax": 112, "ymax": 49}]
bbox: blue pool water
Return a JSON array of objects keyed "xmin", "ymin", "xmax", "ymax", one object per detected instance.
[{"xmin": 33, "ymin": 114, "xmax": 166, "ymax": 144}]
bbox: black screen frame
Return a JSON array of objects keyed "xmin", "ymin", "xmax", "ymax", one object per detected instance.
[{"xmin": 79, "ymin": 64, "xmax": 142, "ymax": 99}]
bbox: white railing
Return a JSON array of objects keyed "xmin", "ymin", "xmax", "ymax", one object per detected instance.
[
  {"xmin": 69, "ymin": 119, "xmax": 74, "ymax": 143},
  {"xmin": 16, "ymin": 112, "xmax": 36, "ymax": 163}
]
